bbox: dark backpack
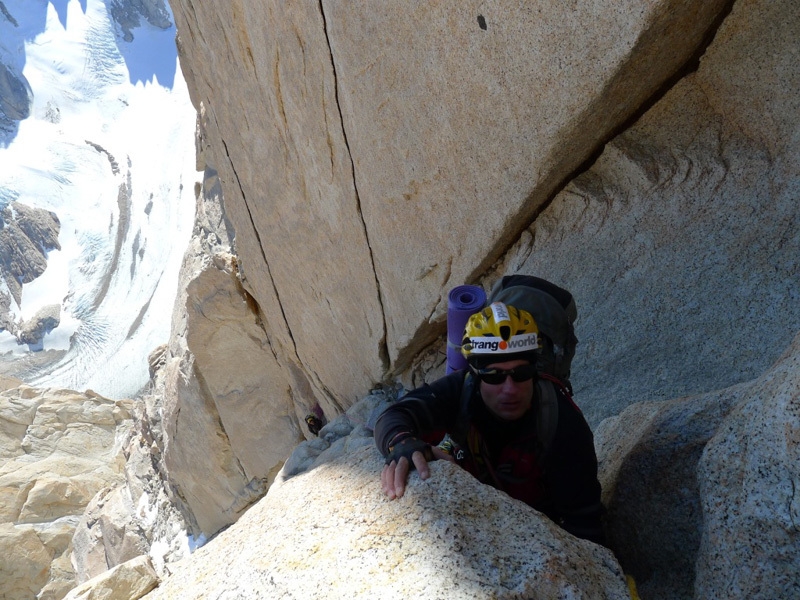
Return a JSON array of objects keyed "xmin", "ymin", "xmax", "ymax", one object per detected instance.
[{"xmin": 487, "ymin": 275, "xmax": 578, "ymax": 388}]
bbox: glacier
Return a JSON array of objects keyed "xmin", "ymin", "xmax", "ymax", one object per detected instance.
[{"xmin": 0, "ymin": 0, "xmax": 197, "ymax": 399}]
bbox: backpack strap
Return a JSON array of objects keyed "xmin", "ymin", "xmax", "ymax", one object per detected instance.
[
  {"xmin": 540, "ymin": 372, "xmax": 582, "ymax": 413},
  {"xmin": 452, "ymin": 372, "xmax": 503, "ymax": 487},
  {"xmin": 451, "ymin": 371, "xmax": 476, "ymax": 448},
  {"xmin": 535, "ymin": 377, "xmax": 559, "ymax": 460}
]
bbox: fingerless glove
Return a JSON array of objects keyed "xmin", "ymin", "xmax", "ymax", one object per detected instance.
[{"xmin": 384, "ymin": 436, "xmax": 435, "ymax": 468}]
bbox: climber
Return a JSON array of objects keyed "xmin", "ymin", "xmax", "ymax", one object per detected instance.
[{"xmin": 374, "ymin": 302, "xmax": 604, "ymax": 544}]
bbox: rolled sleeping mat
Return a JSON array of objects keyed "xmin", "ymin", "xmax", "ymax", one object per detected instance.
[{"xmin": 446, "ymin": 285, "xmax": 487, "ymax": 374}]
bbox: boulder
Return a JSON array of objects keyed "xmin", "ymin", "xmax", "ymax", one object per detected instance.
[
  {"xmin": 18, "ymin": 304, "xmax": 61, "ymax": 347},
  {"xmin": 695, "ymin": 332, "xmax": 800, "ymax": 599},
  {"xmin": 71, "ymin": 486, "xmax": 149, "ymax": 584},
  {"xmin": 143, "ymin": 445, "xmax": 628, "ymax": 599},
  {"xmin": 596, "ymin": 386, "xmax": 743, "ymax": 598},
  {"xmin": 596, "ymin": 330, "xmax": 800, "ymax": 599},
  {"xmin": 0, "ymin": 522, "xmax": 52, "ymax": 600},
  {"xmin": 64, "ymin": 555, "xmax": 159, "ymax": 600}
]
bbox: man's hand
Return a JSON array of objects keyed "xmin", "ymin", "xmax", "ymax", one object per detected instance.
[{"xmin": 381, "ymin": 446, "xmax": 454, "ymax": 499}]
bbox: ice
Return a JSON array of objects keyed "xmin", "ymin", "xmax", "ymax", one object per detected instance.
[{"xmin": 0, "ymin": 0, "xmax": 198, "ymax": 398}]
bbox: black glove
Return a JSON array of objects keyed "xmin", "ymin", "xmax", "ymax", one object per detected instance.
[{"xmin": 384, "ymin": 436, "xmax": 435, "ymax": 468}]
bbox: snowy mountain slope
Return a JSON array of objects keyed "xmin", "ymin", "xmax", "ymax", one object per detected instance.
[{"xmin": 0, "ymin": 0, "xmax": 197, "ymax": 399}]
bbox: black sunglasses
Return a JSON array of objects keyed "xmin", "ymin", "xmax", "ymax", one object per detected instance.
[{"xmin": 472, "ymin": 363, "xmax": 537, "ymax": 385}]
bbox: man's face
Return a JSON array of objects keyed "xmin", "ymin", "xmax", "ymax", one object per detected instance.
[{"xmin": 478, "ymin": 359, "xmax": 534, "ymax": 421}]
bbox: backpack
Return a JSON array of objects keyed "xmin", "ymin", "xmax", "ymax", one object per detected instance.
[{"xmin": 487, "ymin": 275, "xmax": 578, "ymax": 389}]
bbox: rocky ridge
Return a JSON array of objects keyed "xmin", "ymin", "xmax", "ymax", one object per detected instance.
[
  {"xmin": 65, "ymin": 328, "xmax": 800, "ymax": 599},
  {"xmin": 0, "ymin": 201, "xmax": 60, "ymax": 311},
  {"xmin": 1, "ymin": 0, "xmax": 799, "ymax": 598},
  {"xmin": 144, "ymin": 445, "xmax": 630, "ymax": 600},
  {"xmin": 0, "ymin": 382, "xmax": 135, "ymax": 599},
  {"xmin": 0, "ymin": 201, "xmax": 63, "ymax": 354}
]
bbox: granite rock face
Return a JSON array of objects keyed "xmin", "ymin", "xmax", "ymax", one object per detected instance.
[
  {"xmin": 157, "ymin": 0, "xmax": 799, "ymax": 574},
  {"xmin": 169, "ymin": 0, "xmax": 734, "ymax": 414},
  {"xmin": 481, "ymin": 0, "xmax": 800, "ymax": 427},
  {"xmin": 143, "ymin": 445, "xmax": 628, "ymax": 600}
]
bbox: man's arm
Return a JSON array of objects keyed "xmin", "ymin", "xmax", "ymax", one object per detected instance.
[
  {"xmin": 374, "ymin": 370, "xmax": 465, "ymax": 454},
  {"xmin": 374, "ymin": 371, "xmax": 464, "ymax": 499}
]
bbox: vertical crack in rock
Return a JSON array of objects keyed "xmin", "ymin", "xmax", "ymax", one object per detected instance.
[
  {"xmin": 272, "ymin": 47, "xmax": 290, "ymax": 136},
  {"xmin": 12, "ymin": 480, "xmax": 36, "ymax": 523},
  {"xmin": 426, "ymin": 258, "xmax": 453, "ymax": 325},
  {"xmin": 790, "ymin": 478, "xmax": 800, "ymax": 532},
  {"xmin": 217, "ymin": 136, "xmax": 298, "ymax": 358},
  {"xmin": 317, "ymin": 0, "xmax": 390, "ymax": 371}
]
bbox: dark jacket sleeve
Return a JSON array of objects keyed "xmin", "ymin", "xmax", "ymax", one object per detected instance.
[
  {"xmin": 374, "ymin": 370, "xmax": 466, "ymax": 456},
  {"xmin": 546, "ymin": 392, "xmax": 605, "ymax": 545}
]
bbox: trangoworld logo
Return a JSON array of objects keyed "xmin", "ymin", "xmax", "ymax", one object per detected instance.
[{"xmin": 465, "ymin": 333, "xmax": 539, "ymax": 354}]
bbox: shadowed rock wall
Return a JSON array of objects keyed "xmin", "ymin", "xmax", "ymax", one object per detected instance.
[{"xmin": 486, "ymin": 0, "xmax": 800, "ymax": 426}]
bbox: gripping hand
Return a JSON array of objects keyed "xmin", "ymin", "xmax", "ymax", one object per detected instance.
[{"xmin": 384, "ymin": 436, "xmax": 435, "ymax": 469}]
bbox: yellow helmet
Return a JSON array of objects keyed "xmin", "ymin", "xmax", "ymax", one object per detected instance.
[{"xmin": 461, "ymin": 302, "xmax": 540, "ymax": 368}]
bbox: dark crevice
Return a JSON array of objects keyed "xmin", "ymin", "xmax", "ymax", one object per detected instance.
[
  {"xmin": 571, "ymin": 0, "xmax": 736, "ymax": 188},
  {"xmin": 317, "ymin": 0, "xmax": 391, "ymax": 373},
  {"xmin": 229, "ymin": 255, "xmax": 279, "ymax": 362},
  {"xmin": 470, "ymin": 0, "xmax": 739, "ymax": 284},
  {"xmin": 125, "ymin": 277, "xmax": 160, "ymax": 340}
]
